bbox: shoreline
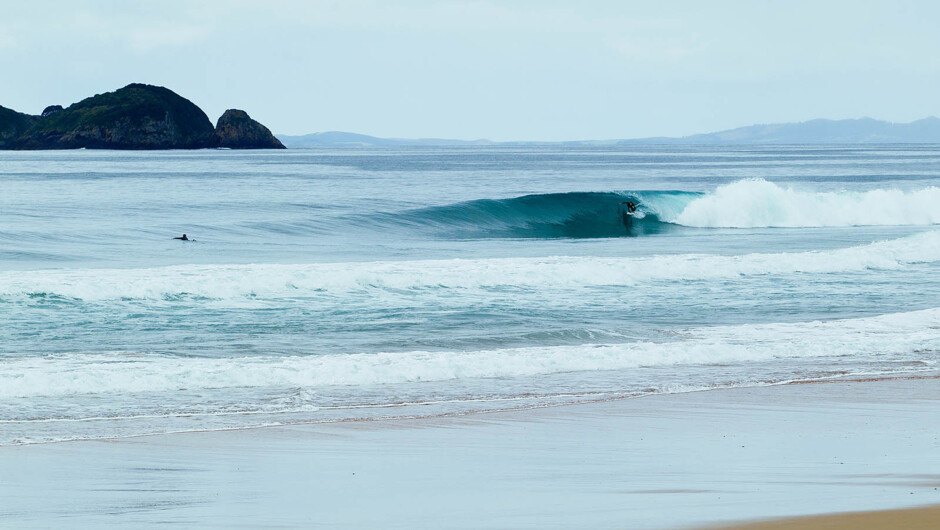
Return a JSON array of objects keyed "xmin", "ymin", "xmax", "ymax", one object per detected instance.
[
  {"xmin": 711, "ymin": 505, "xmax": 940, "ymax": 529},
  {"xmin": 7, "ymin": 372, "xmax": 936, "ymax": 448},
  {"xmin": 2, "ymin": 376, "xmax": 938, "ymax": 528}
]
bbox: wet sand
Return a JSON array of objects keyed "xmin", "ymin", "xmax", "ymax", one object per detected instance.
[
  {"xmin": 1, "ymin": 376, "xmax": 938, "ymax": 529},
  {"xmin": 713, "ymin": 504, "xmax": 940, "ymax": 529}
]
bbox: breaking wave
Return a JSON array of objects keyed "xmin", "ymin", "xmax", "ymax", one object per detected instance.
[
  {"xmin": 674, "ymin": 179, "xmax": 940, "ymax": 228},
  {"xmin": 365, "ymin": 180, "xmax": 940, "ymax": 238},
  {"xmin": 2, "ymin": 308, "xmax": 938, "ymax": 399},
  {"xmin": 1, "ymin": 231, "xmax": 938, "ymax": 302},
  {"xmin": 372, "ymin": 190, "xmax": 695, "ymax": 238}
]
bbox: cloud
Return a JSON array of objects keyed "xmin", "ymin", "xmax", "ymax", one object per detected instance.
[
  {"xmin": 606, "ymin": 34, "xmax": 712, "ymax": 63},
  {"xmin": 0, "ymin": 31, "xmax": 14, "ymax": 51},
  {"xmin": 0, "ymin": 5, "xmax": 212, "ymax": 56},
  {"xmin": 126, "ymin": 24, "xmax": 210, "ymax": 53}
]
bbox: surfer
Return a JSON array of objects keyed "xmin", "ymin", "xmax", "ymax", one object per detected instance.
[
  {"xmin": 173, "ymin": 234, "xmax": 190, "ymax": 241},
  {"xmin": 618, "ymin": 201, "xmax": 637, "ymax": 231}
]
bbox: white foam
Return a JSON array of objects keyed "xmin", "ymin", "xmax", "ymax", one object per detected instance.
[
  {"xmin": 1, "ymin": 231, "xmax": 938, "ymax": 302},
  {"xmin": 2, "ymin": 308, "xmax": 938, "ymax": 399},
  {"xmin": 671, "ymin": 179, "xmax": 940, "ymax": 228}
]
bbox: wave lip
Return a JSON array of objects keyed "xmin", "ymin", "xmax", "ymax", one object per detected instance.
[
  {"xmin": 671, "ymin": 179, "xmax": 940, "ymax": 228},
  {"xmin": 2, "ymin": 308, "xmax": 938, "ymax": 399},
  {"xmin": 1, "ymin": 231, "xmax": 938, "ymax": 302}
]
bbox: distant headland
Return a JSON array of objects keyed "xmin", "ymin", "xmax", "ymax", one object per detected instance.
[
  {"xmin": 0, "ymin": 83, "xmax": 284, "ymax": 150},
  {"xmin": 277, "ymin": 117, "xmax": 940, "ymax": 148}
]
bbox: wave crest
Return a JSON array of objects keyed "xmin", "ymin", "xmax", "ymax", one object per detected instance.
[
  {"xmin": 1, "ymin": 231, "xmax": 938, "ymax": 302},
  {"xmin": 3, "ymin": 308, "xmax": 938, "ymax": 399},
  {"xmin": 671, "ymin": 179, "xmax": 940, "ymax": 228}
]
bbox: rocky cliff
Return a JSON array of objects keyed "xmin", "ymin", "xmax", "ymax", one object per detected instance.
[
  {"xmin": 0, "ymin": 105, "xmax": 38, "ymax": 149},
  {"xmin": 216, "ymin": 109, "xmax": 285, "ymax": 149},
  {"xmin": 0, "ymin": 84, "xmax": 285, "ymax": 150}
]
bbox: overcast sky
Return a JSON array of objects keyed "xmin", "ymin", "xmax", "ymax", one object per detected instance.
[{"xmin": 1, "ymin": 1, "xmax": 939, "ymax": 141}]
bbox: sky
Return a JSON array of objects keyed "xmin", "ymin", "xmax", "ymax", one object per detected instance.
[{"xmin": 1, "ymin": 0, "xmax": 939, "ymax": 141}]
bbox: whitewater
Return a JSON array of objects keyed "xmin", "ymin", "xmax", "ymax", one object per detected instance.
[{"xmin": 1, "ymin": 145, "xmax": 939, "ymax": 444}]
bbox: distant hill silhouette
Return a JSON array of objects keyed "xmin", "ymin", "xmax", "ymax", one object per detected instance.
[
  {"xmin": 278, "ymin": 117, "xmax": 940, "ymax": 147},
  {"xmin": 617, "ymin": 117, "xmax": 940, "ymax": 145},
  {"xmin": 277, "ymin": 131, "xmax": 491, "ymax": 148}
]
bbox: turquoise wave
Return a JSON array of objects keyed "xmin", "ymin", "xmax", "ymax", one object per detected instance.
[{"xmin": 376, "ymin": 190, "xmax": 701, "ymax": 238}]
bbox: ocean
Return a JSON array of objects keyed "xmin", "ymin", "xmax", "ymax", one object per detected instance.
[{"xmin": 1, "ymin": 145, "xmax": 939, "ymax": 445}]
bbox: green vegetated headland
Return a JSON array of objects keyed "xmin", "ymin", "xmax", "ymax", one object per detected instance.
[{"xmin": 0, "ymin": 83, "xmax": 284, "ymax": 150}]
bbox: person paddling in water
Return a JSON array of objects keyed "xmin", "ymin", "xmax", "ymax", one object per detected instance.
[{"xmin": 173, "ymin": 234, "xmax": 190, "ymax": 241}]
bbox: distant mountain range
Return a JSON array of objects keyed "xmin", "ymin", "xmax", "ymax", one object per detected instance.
[
  {"xmin": 276, "ymin": 131, "xmax": 491, "ymax": 148},
  {"xmin": 622, "ymin": 117, "xmax": 940, "ymax": 145},
  {"xmin": 277, "ymin": 117, "xmax": 940, "ymax": 148}
]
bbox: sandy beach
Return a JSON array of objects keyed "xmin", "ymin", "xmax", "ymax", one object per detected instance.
[
  {"xmin": 714, "ymin": 504, "xmax": 940, "ymax": 529},
  {"xmin": 1, "ymin": 376, "xmax": 938, "ymax": 529}
]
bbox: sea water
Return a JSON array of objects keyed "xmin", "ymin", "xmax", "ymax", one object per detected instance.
[{"xmin": 1, "ymin": 145, "xmax": 938, "ymax": 444}]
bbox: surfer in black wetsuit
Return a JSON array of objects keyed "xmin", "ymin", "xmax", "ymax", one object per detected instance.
[
  {"xmin": 619, "ymin": 201, "xmax": 637, "ymax": 231},
  {"xmin": 173, "ymin": 234, "xmax": 190, "ymax": 241}
]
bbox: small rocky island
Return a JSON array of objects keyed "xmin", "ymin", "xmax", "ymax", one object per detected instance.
[{"xmin": 0, "ymin": 83, "xmax": 284, "ymax": 150}]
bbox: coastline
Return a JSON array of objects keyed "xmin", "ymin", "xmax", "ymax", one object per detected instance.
[{"xmin": 1, "ymin": 376, "xmax": 938, "ymax": 529}]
